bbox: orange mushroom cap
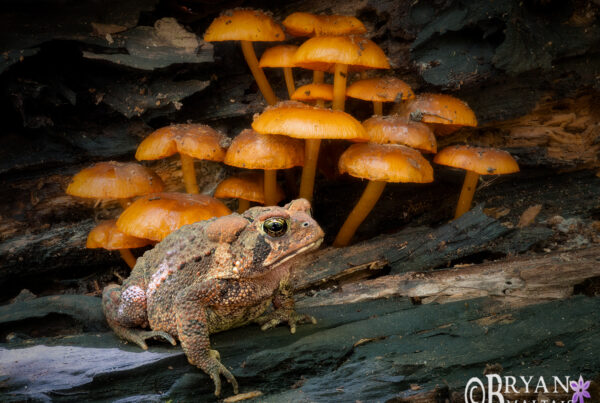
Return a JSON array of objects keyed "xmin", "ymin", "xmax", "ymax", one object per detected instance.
[
  {"xmin": 339, "ymin": 143, "xmax": 434, "ymax": 183},
  {"xmin": 393, "ymin": 93, "xmax": 477, "ymax": 135},
  {"xmin": 433, "ymin": 145, "xmax": 519, "ymax": 175},
  {"xmin": 291, "ymin": 83, "xmax": 333, "ymax": 102},
  {"xmin": 346, "ymin": 77, "xmax": 415, "ymax": 102},
  {"xmin": 66, "ymin": 161, "xmax": 164, "ymax": 199},
  {"xmin": 282, "ymin": 12, "xmax": 366, "ymax": 37},
  {"xmin": 294, "ymin": 36, "xmax": 390, "ymax": 72},
  {"xmin": 224, "ymin": 129, "xmax": 304, "ymax": 170},
  {"xmin": 362, "ymin": 115, "xmax": 437, "ymax": 153},
  {"xmin": 214, "ymin": 172, "xmax": 284, "ymax": 204},
  {"xmin": 203, "ymin": 9, "xmax": 285, "ymax": 42},
  {"xmin": 116, "ymin": 192, "xmax": 231, "ymax": 241},
  {"xmin": 87, "ymin": 220, "xmax": 153, "ymax": 250},
  {"xmin": 252, "ymin": 100, "xmax": 368, "ymax": 141},
  {"xmin": 136, "ymin": 124, "xmax": 229, "ymax": 162},
  {"xmin": 259, "ymin": 45, "xmax": 298, "ymax": 68}
]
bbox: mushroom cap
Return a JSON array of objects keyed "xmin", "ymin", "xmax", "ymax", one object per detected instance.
[
  {"xmin": 214, "ymin": 172, "xmax": 285, "ymax": 204},
  {"xmin": 294, "ymin": 36, "xmax": 390, "ymax": 72},
  {"xmin": 433, "ymin": 145, "xmax": 520, "ymax": 175},
  {"xmin": 87, "ymin": 220, "xmax": 153, "ymax": 250},
  {"xmin": 282, "ymin": 12, "xmax": 366, "ymax": 37},
  {"xmin": 203, "ymin": 9, "xmax": 284, "ymax": 42},
  {"xmin": 291, "ymin": 83, "xmax": 333, "ymax": 102},
  {"xmin": 252, "ymin": 101, "xmax": 368, "ymax": 141},
  {"xmin": 362, "ymin": 115, "xmax": 437, "ymax": 153},
  {"xmin": 393, "ymin": 93, "xmax": 477, "ymax": 135},
  {"xmin": 346, "ymin": 77, "xmax": 415, "ymax": 102},
  {"xmin": 116, "ymin": 192, "xmax": 231, "ymax": 241},
  {"xmin": 224, "ymin": 129, "xmax": 304, "ymax": 170},
  {"xmin": 136, "ymin": 124, "xmax": 229, "ymax": 162},
  {"xmin": 66, "ymin": 161, "xmax": 164, "ymax": 199},
  {"xmin": 339, "ymin": 143, "xmax": 434, "ymax": 183},
  {"xmin": 259, "ymin": 45, "xmax": 299, "ymax": 68}
]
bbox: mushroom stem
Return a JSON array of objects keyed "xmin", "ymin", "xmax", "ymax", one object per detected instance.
[
  {"xmin": 264, "ymin": 169, "xmax": 279, "ymax": 206},
  {"xmin": 334, "ymin": 180, "xmax": 386, "ymax": 247},
  {"xmin": 299, "ymin": 138, "xmax": 321, "ymax": 202},
  {"xmin": 313, "ymin": 70, "xmax": 324, "ymax": 84},
  {"xmin": 180, "ymin": 153, "xmax": 199, "ymax": 194},
  {"xmin": 283, "ymin": 67, "xmax": 295, "ymax": 99},
  {"xmin": 332, "ymin": 63, "xmax": 348, "ymax": 111},
  {"xmin": 454, "ymin": 170, "xmax": 479, "ymax": 219},
  {"xmin": 119, "ymin": 249, "xmax": 137, "ymax": 269},
  {"xmin": 373, "ymin": 101, "xmax": 383, "ymax": 116},
  {"xmin": 240, "ymin": 40, "xmax": 278, "ymax": 105},
  {"xmin": 238, "ymin": 199, "xmax": 250, "ymax": 213},
  {"xmin": 118, "ymin": 198, "xmax": 132, "ymax": 209}
]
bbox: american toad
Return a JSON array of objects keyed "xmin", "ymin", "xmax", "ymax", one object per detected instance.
[{"xmin": 102, "ymin": 199, "xmax": 323, "ymax": 396}]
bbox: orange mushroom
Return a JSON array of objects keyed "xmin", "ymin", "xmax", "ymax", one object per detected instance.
[
  {"xmin": 259, "ymin": 45, "xmax": 298, "ymax": 99},
  {"xmin": 116, "ymin": 192, "xmax": 231, "ymax": 241},
  {"xmin": 291, "ymin": 83, "xmax": 333, "ymax": 108},
  {"xmin": 214, "ymin": 172, "xmax": 285, "ymax": 213},
  {"xmin": 204, "ymin": 9, "xmax": 284, "ymax": 105},
  {"xmin": 66, "ymin": 161, "xmax": 164, "ymax": 208},
  {"xmin": 393, "ymin": 93, "xmax": 477, "ymax": 135},
  {"xmin": 346, "ymin": 77, "xmax": 415, "ymax": 115},
  {"xmin": 135, "ymin": 124, "xmax": 228, "ymax": 194},
  {"xmin": 87, "ymin": 220, "xmax": 153, "ymax": 268},
  {"xmin": 333, "ymin": 143, "xmax": 434, "ymax": 247},
  {"xmin": 252, "ymin": 101, "xmax": 367, "ymax": 202},
  {"xmin": 294, "ymin": 36, "xmax": 390, "ymax": 111},
  {"xmin": 434, "ymin": 145, "xmax": 519, "ymax": 219},
  {"xmin": 362, "ymin": 115, "xmax": 437, "ymax": 153},
  {"xmin": 224, "ymin": 129, "xmax": 303, "ymax": 206}
]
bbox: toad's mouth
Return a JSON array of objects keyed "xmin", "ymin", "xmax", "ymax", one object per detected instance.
[{"xmin": 267, "ymin": 238, "xmax": 324, "ymax": 270}]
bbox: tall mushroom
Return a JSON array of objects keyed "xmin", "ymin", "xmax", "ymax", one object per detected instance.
[
  {"xmin": 204, "ymin": 9, "xmax": 284, "ymax": 105},
  {"xmin": 346, "ymin": 77, "xmax": 415, "ymax": 116},
  {"xmin": 259, "ymin": 45, "xmax": 298, "ymax": 99},
  {"xmin": 333, "ymin": 143, "xmax": 434, "ymax": 247},
  {"xmin": 214, "ymin": 172, "xmax": 285, "ymax": 213},
  {"xmin": 66, "ymin": 161, "xmax": 164, "ymax": 209},
  {"xmin": 87, "ymin": 220, "xmax": 153, "ymax": 268},
  {"xmin": 224, "ymin": 129, "xmax": 304, "ymax": 206},
  {"xmin": 135, "ymin": 124, "xmax": 228, "ymax": 194},
  {"xmin": 434, "ymin": 145, "xmax": 519, "ymax": 219},
  {"xmin": 252, "ymin": 101, "xmax": 367, "ymax": 202},
  {"xmin": 294, "ymin": 35, "xmax": 390, "ymax": 111}
]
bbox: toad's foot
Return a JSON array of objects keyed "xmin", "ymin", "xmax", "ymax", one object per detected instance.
[
  {"xmin": 203, "ymin": 349, "xmax": 239, "ymax": 397},
  {"xmin": 111, "ymin": 325, "xmax": 177, "ymax": 350},
  {"xmin": 255, "ymin": 309, "xmax": 317, "ymax": 334}
]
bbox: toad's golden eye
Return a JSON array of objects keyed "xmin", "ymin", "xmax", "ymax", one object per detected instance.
[{"xmin": 263, "ymin": 217, "xmax": 288, "ymax": 237}]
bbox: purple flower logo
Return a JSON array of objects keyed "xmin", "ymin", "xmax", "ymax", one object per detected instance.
[{"xmin": 571, "ymin": 375, "xmax": 590, "ymax": 403}]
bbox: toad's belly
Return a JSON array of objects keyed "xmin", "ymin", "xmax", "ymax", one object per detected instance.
[{"xmin": 207, "ymin": 299, "xmax": 272, "ymax": 334}]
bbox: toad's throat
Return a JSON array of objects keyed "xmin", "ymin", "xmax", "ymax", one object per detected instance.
[{"xmin": 261, "ymin": 238, "xmax": 323, "ymax": 272}]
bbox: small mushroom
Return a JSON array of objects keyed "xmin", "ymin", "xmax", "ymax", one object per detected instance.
[
  {"xmin": 259, "ymin": 45, "xmax": 299, "ymax": 99},
  {"xmin": 346, "ymin": 77, "xmax": 415, "ymax": 116},
  {"xmin": 135, "ymin": 124, "xmax": 228, "ymax": 194},
  {"xmin": 214, "ymin": 172, "xmax": 285, "ymax": 213},
  {"xmin": 334, "ymin": 143, "xmax": 434, "ymax": 247},
  {"xmin": 87, "ymin": 220, "xmax": 153, "ymax": 268},
  {"xmin": 116, "ymin": 192, "xmax": 231, "ymax": 241},
  {"xmin": 66, "ymin": 161, "xmax": 164, "ymax": 208},
  {"xmin": 434, "ymin": 145, "xmax": 519, "ymax": 219},
  {"xmin": 291, "ymin": 83, "xmax": 333, "ymax": 108},
  {"xmin": 362, "ymin": 115, "xmax": 437, "ymax": 153}
]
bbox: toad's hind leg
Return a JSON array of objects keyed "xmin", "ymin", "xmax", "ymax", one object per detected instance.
[{"xmin": 103, "ymin": 284, "xmax": 176, "ymax": 349}]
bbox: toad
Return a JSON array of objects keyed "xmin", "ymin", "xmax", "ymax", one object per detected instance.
[{"xmin": 102, "ymin": 199, "xmax": 323, "ymax": 396}]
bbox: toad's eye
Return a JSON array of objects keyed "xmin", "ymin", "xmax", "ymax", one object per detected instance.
[{"xmin": 263, "ymin": 217, "xmax": 288, "ymax": 237}]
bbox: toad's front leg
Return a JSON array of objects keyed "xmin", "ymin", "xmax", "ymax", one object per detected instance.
[{"xmin": 254, "ymin": 282, "xmax": 317, "ymax": 334}]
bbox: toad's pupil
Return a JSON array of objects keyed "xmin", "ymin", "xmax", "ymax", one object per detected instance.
[{"xmin": 263, "ymin": 217, "xmax": 288, "ymax": 237}]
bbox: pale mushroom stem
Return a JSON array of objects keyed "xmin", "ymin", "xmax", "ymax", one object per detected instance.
[
  {"xmin": 283, "ymin": 67, "xmax": 295, "ymax": 99},
  {"xmin": 299, "ymin": 138, "xmax": 321, "ymax": 202},
  {"xmin": 334, "ymin": 180, "xmax": 386, "ymax": 247},
  {"xmin": 264, "ymin": 169, "xmax": 279, "ymax": 206},
  {"xmin": 119, "ymin": 249, "xmax": 137, "ymax": 269},
  {"xmin": 238, "ymin": 199, "xmax": 250, "ymax": 213},
  {"xmin": 332, "ymin": 63, "xmax": 348, "ymax": 111},
  {"xmin": 240, "ymin": 40, "xmax": 278, "ymax": 105},
  {"xmin": 180, "ymin": 153, "xmax": 199, "ymax": 194},
  {"xmin": 118, "ymin": 198, "xmax": 132, "ymax": 209},
  {"xmin": 455, "ymin": 170, "xmax": 480, "ymax": 219},
  {"xmin": 313, "ymin": 70, "xmax": 324, "ymax": 84},
  {"xmin": 373, "ymin": 101, "xmax": 383, "ymax": 116}
]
